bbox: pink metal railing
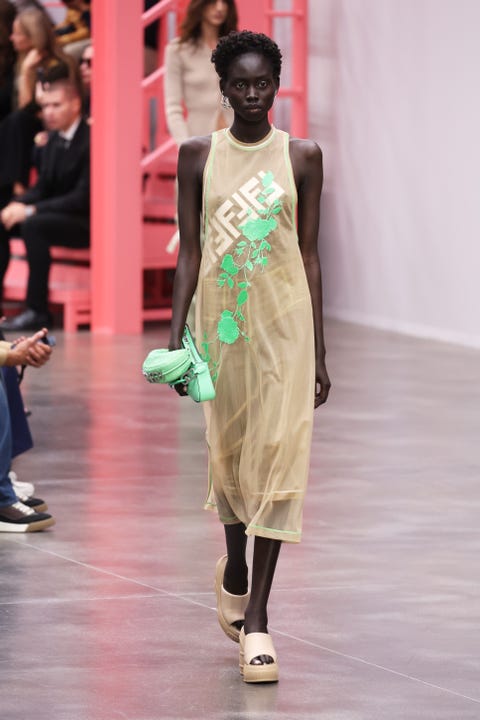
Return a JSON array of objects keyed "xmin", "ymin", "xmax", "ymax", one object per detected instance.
[
  {"xmin": 141, "ymin": 0, "xmax": 178, "ymax": 176},
  {"xmin": 265, "ymin": 0, "xmax": 308, "ymax": 138}
]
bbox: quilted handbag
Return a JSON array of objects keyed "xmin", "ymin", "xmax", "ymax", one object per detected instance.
[{"xmin": 142, "ymin": 325, "xmax": 216, "ymax": 403}]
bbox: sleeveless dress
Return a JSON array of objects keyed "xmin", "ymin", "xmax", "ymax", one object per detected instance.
[{"xmin": 196, "ymin": 127, "xmax": 315, "ymax": 543}]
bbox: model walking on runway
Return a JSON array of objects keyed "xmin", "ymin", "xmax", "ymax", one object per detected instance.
[{"xmin": 168, "ymin": 30, "xmax": 330, "ymax": 683}]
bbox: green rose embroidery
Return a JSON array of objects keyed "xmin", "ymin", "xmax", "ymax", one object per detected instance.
[
  {"xmin": 202, "ymin": 171, "xmax": 283, "ymax": 383},
  {"xmin": 217, "ymin": 310, "xmax": 240, "ymax": 344}
]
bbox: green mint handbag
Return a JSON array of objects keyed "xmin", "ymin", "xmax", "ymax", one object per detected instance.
[{"xmin": 142, "ymin": 325, "xmax": 216, "ymax": 403}]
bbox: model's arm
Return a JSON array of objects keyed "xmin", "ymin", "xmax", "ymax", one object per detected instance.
[
  {"xmin": 291, "ymin": 138, "xmax": 331, "ymax": 407},
  {"xmin": 168, "ymin": 136, "xmax": 210, "ymax": 350},
  {"xmin": 164, "ymin": 41, "xmax": 190, "ymax": 147}
]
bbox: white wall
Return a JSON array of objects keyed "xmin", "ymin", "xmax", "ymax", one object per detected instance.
[{"xmin": 309, "ymin": 0, "xmax": 480, "ymax": 348}]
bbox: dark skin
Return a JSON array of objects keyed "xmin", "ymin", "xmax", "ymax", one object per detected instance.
[{"xmin": 168, "ymin": 52, "xmax": 330, "ymax": 665}]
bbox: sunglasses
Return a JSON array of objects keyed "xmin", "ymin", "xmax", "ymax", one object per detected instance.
[{"xmin": 80, "ymin": 57, "xmax": 92, "ymax": 67}]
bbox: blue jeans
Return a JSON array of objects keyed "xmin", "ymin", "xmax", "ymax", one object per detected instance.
[{"xmin": 0, "ymin": 373, "xmax": 17, "ymax": 507}]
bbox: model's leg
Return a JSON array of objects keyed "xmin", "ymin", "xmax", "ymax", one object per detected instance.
[
  {"xmin": 243, "ymin": 536, "xmax": 281, "ymax": 665},
  {"xmin": 215, "ymin": 522, "xmax": 249, "ymax": 641},
  {"xmin": 223, "ymin": 522, "xmax": 248, "ymax": 595}
]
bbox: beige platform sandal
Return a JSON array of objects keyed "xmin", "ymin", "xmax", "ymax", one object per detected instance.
[
  {"xmin": 239, "ymin": 627, "xmax": 279, "ymax": 683},
  {"xmin": 215, "ymin": 555, "xmax": 250, "ymax": 643}
]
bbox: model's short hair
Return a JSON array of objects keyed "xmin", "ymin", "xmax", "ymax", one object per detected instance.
[{"xmin": 212, "ymin": 30, "xmax": 282, "ymax": 83}]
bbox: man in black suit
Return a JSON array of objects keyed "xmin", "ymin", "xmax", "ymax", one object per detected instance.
[{"xmin": 0, "ymin": 77, "xmax": 89, "ymax": 331}]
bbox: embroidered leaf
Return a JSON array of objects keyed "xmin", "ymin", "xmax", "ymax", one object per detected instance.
[
  {"xmin": 272, "ymin": 205, "xmax": 282, "ymax": 215},
  {"xmin": 237, "ymin": 290, "xmax": 248, "ymax": 306},
  {"xmin": 261, "ymin": 257, "xmax": 268, "ymax": 265},
  {"xmin": 262, "ymin": 171, "xmax": 274, "ymax": 188},
  {"xmin": 237, "ymin": 310, "xmax": 245, "ymax": 322},
  {"xmin": 217, "ymin": 278, "xmax": 225, "ymax": 287},
  {"xmin": 221, "ymin": 254, "xmax": 239, "ymax": 276},
  {"xmin": 245, "ymin": 260, "xmax": 253, "ymax": 271},
  {"xmin": 257, "ymin": 195, "xmax": 266, "ymax": 203},
  {"xmin": 258, "ymin": 207, "xmax": 269, "ymax": 216},
  {"xmin": 252, "ymin": 249, "xmax": 259, "ymax": 259},
  {"xmin": 217, "ymin": 310, "xmax": 240, "ymax": 344},
  {"xmin": 259, "ymin": 241, "xmax": 271, "ymax": 251},
  {"xmin": 238, "ymin": 281, "xmax": 248, "ymax": 289},
  {"xmin": 235, "ymin": 247, "xmax": 244, "ymax": 256},
  {"xmin": 227, "ymin": 276, "xmax": 234, "ymax": 289},
  {"xmin": 265, "ymin": 186, "xmax": 276, "ymax": 195},
  {"xmin": 237, "ymin": 241, "xmax": 247, "ymax": 248}
]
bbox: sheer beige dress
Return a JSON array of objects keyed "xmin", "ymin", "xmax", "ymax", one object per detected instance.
[{"xmin": 197, "ymin": 127, "xmax": 315, "ymax": 543}]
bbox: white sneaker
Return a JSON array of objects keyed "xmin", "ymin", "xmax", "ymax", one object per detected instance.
[{"xmin": 8, "ymin": 471, "xmax": 35, "ymax": 498}]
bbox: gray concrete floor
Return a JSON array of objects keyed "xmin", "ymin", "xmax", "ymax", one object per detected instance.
[{"xmin": 1, "ymin": 319, "xmax": 479, "ymax": 720}]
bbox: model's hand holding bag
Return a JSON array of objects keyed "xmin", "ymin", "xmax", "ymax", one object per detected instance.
[{"xmin": 142, "ymin": 325, "xmax": 215, "ymax": 403}]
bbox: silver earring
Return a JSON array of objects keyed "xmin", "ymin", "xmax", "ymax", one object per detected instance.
[{"xmin": 221, "ymin": 93, "xmax": 231, "ymax": 110}]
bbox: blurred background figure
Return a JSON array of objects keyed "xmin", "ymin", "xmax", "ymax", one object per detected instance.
[
  {"xmin": 0, "ymin": 7, "xmax": 76, "ymax": 198},
  {"xmin": 163, "ymin": 0, "xmax": 238, "ymax": 326},
  {"xmin": 54, "ymin": 0, "xmax": 91, "ymax": 61},
  {"xmin": 0, "ymin": 74, "xmax": 90, "ymax": 330},
  {"xmin": 0, "ymin": 0, "xmax": 16, "ymax": 126},
  {"xmin": 78, "ymin": 40, "xmax": 91, "ymax": 120},
  {"xmin": 164, "ymin": 0, "xmax": 238, "ymax": 148}
]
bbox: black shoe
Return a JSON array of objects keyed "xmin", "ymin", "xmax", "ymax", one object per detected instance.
[
  {"xmin": 16, "ymin": 494, "xmax": 48, "ymax": 513},
  {"xmin": 0, "ymin": 501, "xmax": 55, "ymax": 533},
  {"xmin": 1, "ymin": 308, "xmax": 51, "ymax": 332}
]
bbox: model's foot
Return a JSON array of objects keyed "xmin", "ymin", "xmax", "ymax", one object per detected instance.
[
  {"xmin": 215, "ymin": 555, "xmax": 250, "ymax": 643},
  {"xmin": 239, "ymin": 628, "xmax": 279, "ymax": 682}
]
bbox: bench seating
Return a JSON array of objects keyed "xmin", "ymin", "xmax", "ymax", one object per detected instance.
[
  {"xmin": 3, "ymin": 240, "xmax": 91, "ymax": 332},
  {"xmin": 3, "ymin": 216, "xmax": 178, "ymax": 331}
]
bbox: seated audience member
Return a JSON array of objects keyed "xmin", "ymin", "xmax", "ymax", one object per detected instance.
[
  {"xmin": 78, "ymin": 41, "xmax": 91, "ymax": 120},
  {"xmin": 54, "ymin": 0, "xmax": 90, "ymax": 61},
  {"xmin": 0, "ymin": 0, "xmax": 16, "ymax": 124},
  {"xmin": 0, "ymin": 326, "xmax": 55, "ymax": 532},
  {"xmin": 0, "ymin": 8, "xmax": 77, "ymax": 195},
  {"xmin": 0, "ymin": 75, "xmax": 89, "ymax": 330}
]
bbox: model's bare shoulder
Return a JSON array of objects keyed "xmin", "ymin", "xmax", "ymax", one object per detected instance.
[
  {"xmin": 289, "ymin": 137, "xmax": 323, "ymax": 164},
  {"xmin": 178, "ymin": 135, "xmax": 212, "ymax": 176},
  {"xmin": 179, "ymin": 134, "xmax": 212, "ymax": 153},
  {"xmin": 289, "ymin": 137, "xmax": 323, "ymax": 187}
]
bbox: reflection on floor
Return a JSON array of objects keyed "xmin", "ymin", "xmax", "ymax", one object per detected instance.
[{"xmin": 1, "ymin": 320, "xmax": 479, "ymax": 719}]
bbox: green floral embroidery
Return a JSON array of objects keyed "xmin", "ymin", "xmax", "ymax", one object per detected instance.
[{"xmin": 202, "ymin": 171, "xmax": 283, "ymax": 384}]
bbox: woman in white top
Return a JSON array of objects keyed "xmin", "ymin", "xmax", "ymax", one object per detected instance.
[{"xmin": 164, "ymin": 0, "xmax": 238, "ymax": 147}]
